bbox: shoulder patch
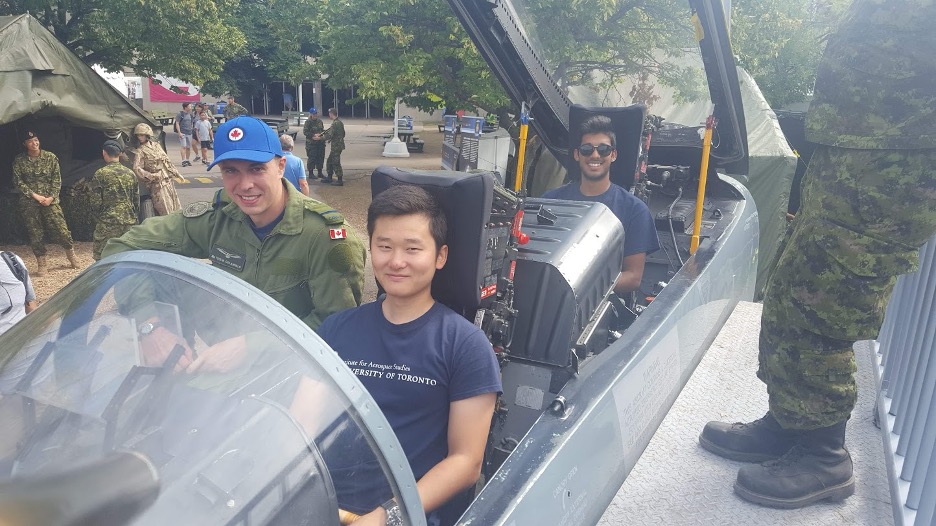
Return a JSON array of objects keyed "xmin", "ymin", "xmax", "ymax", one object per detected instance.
[
  {"xmin": 303, "ymin": 200, "xmax": 345, "ymax": 225},
  {"xmin": 182, "ymin": 201, "xmax": 212, "ymax": 218}
]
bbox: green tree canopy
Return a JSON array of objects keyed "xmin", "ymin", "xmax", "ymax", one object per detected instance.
[
  {"xmin": 317, "ymin": 0, "xmax": 510, "ymax": 115},
  {"xmin": 730, "ymin": 0, "xmax": 850, "ymax": 108},
  {"xmin": 201, "ymin": 0, "xmax": 326, "ymax": 97},
  {"xmin": 0, "ymin": 0, "xmax": 244, "ymax": 84}
]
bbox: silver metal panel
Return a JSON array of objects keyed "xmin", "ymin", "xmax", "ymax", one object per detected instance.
[
  {"xmin": 459, "ymin": 177, "xmax": 758, "ymax": 524},
  {"xmin": 873, "ymin": 236, "xmax": 936, "ymax": 526}
]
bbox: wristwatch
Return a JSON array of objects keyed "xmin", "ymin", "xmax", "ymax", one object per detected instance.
[
  {"xmin": 138, "ymin": 320, "xmax": 161, "ymax": 336},
  {"xmin": 380, "ymin": 499, "xmax": 403, "ymax": 526}
]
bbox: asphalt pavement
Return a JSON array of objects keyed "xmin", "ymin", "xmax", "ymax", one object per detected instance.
[{"xmin": 162, "ymin": 117, "xmax": 445, "ymax": 202}]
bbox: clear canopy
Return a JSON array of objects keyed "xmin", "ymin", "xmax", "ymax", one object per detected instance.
[
  {"xmin": 509, "ymin": 0, "xmax": 713, "ymax": 126},
  {"xmin": 0, "ymin": 251, "xmax": 422, "ymax": 526}
]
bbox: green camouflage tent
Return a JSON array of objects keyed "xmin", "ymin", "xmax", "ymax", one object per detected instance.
[{"xmin": 0, "ymin": 13, "xmax": 160, "ymax": 242}]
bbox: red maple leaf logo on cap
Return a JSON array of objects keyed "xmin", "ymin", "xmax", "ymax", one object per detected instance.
[{"xmin": 228, "ymin": 127, "xmax": 244, "ymax": 141}]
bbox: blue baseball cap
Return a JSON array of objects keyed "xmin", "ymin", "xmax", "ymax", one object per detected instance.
[
  {"xmin": 308, "ymin": 107, "xmax": 317, "ymax": 114},
  {"xmin": 208, "ymin": 116, "xmax": 284, "ymax": 170}
]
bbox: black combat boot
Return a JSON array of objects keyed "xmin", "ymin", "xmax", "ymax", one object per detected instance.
[
  {"xmin": 699, "ymin": 412, "xmax": 798, "ymax": 462},
  {"xmin": 734, "ymin": 421, "xmax": 854, "ymax": 508},
  {"xmin": 323, "ymin": 174, "xmax": 333, "ymax": 183},
  {"xmin": 332, "ymin": 177, "xmax": 344, "ymax": 186}
]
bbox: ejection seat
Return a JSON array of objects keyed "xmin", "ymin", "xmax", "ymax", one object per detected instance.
[{"xmin": 370, "ymin": 166, "xmax": 503, "ymax": 322}]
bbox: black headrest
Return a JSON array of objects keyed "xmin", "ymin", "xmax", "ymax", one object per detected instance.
[
  {"xmin": 371, "ymin": 167, "xmax": 495, "ymax": 312},
  {"xmin": 568, "ymin": 103, "xmax": 646, "ymax": 189}
]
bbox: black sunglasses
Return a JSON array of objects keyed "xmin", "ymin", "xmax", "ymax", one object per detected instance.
[{"xmin": 577, "ymin": 143, "xmax": 614, "ymax": 157}]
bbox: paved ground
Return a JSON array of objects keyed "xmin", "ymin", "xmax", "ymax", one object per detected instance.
[{"xmin": 599, "ymin": 301, "xmax": 893, "ymax": 525}]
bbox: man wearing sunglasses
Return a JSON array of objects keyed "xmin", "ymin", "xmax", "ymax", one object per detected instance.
[{"xmin": 543, "ymin": 115, "xmax": 659, "ymax": 294}]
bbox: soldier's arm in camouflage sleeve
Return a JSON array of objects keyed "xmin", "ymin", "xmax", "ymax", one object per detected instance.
[
  {"xmin": 304, "ymin": 222, "xmax": 366, "ymax": 330},
  {"xmin": 322, "ymin": 125, "xmax": 332, "ymax": 142},
  {"xmin": 132, "ymin": 152, "xmax": 162, "ymax": 183},
  {"xmin": 12, "ymin": 159, "xmax": 35, "ymax": 198},
  {"xmin": 50, "ymin": 155, "xmax": 62, "ymax": 204}
]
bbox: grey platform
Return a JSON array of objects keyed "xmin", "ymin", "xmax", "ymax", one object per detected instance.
[{"xmin": 599, "ymin": 301, "xmax": 893, "ymax": 525}]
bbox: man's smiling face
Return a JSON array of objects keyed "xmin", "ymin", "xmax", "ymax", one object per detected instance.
[
  {"xmin": 219, "ymin": 157, "xmax": 288, "ymax": 228},
  {"xmin": 574, "ymin": 132, "xmax": 617, "ymax": 182}
]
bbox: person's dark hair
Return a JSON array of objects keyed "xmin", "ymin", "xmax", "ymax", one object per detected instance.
[
  {"xmin": 367, "ymin": 185, "xmax": 447, "ymax": 250},
  {"xmin": 578, "ymin": 115, "xmax": 616, "ymax": 148},
  {"xmin": 182, "ymin": 102, "xmax": 191, "ymax": 110},
  {"xmin": 102, "ymin": 140, "xmax": 123, "ymax": 157},
  {"xmin": 328, "ymin": 107, "xmax": 337, "ymax": 117}
]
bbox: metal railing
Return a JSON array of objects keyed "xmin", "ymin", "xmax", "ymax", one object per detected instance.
[{"xmin": 874, "ymin": 235, "xmax": 936, "ymax": 526}]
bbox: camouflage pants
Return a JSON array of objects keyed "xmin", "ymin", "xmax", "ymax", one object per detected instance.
[
  {"xmin": 758, "ymin": 147, "xmax": 936, "ymax": 429},
  {"xmin": 306, "ymin": 141, "xmax": 326, "ymax": 175},
  {"xmin": 326, "ymin": 146, "xmax": 344, "ymax": 181},
  {"xmin": 18, "ymin": 198, "xmax": 74, "ymax": 257},
  {"xmin": 148, "ymin": 179, "xmax": 181, "ymax": 216},
  {"xmin": 92, "ymin": 223, "xmax": 135, "ymax": 260}
]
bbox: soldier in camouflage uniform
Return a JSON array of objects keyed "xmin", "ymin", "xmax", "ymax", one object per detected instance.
[
  {"xmin": 323, "ymin": 108, "xmax": 346, "ymax": 186},
  {"xmin": 222, "ymin": 96, "xmax": 249, "ymax": 121},
  {"xmin": 132, "ymin": 123, "xmax": 183, "ymax": 216},
  {"xmin": 302, "ymin": 107, "xmax": 326, "ymax": 179},
  {"xmin": 89, "ymin": 140, "xmax": 139, "ymax": 260},
  {"xmin": 12, "ymin": 130, "xmax": 79, "ymax": 276},
  {"xmin": 700, "ymin": 0, "xmax": 936, "ymax": 509}
]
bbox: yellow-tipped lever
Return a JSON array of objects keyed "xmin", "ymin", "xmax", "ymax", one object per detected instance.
[
  {"xmin": 690, "ymin": 114, "xmax": 715, "ymax": 255},
  {"xmin": 514, "ymin": 103, "xmax": 530, "ymax": 193}
]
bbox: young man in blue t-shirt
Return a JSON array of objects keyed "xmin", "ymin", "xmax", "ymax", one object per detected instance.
[
  {"xmin": 543, "ymin": 115, "xmax": 660, "ymax": 294},
  {"xmin": 309, "ymin": 185, "xmax": 502, "ymax": 524}
]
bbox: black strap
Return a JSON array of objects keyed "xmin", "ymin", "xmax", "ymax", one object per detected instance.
[{"xmin": 1, "ymin": 252, "xmax": 28, "ymax": 284}]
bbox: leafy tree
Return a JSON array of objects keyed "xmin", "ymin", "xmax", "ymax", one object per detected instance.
[
  {"xmin": 317, "ymin": 0, "xmax": 510, "ymax": 116},
  {"xmin": 0, "ymin": 0, "xmax": 244, "ymax": 84},
  {"xmin": 730, "ymin": 0, "xmax": 850, "ymax": 108},
  {"xmin": 521, "ymin": 0, "xmax": 706, "ymax": 101},
  {"xmin": 201, "ymin": 0, "xmax": 326, "ymax": 97}
]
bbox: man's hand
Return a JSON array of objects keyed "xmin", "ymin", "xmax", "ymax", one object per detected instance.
[
  {"xmin": 186, "ymin": 335, "xmax": 247, "ymax": 374},
  {"xmin": 140, "ymin": 326, "xmax": 195, "ymax": 372}
]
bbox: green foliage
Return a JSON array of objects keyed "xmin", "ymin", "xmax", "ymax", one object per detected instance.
[
  {"xmin": 0, "ymin": 0, "xmax": 245, "ymax": 85},
  {"xmin": 201, "ymin": 0, "xmax": 326, "ymax": 97},
  {"xmin": 730, "ymin": 0, "xmax": 850, "ymax": 108},
  {"xmin": 522, "ymin": 0, "xmax": 706, "ymax": 101},
  {"xmin": 317, "ymin": 0, "xmax": 510, "ymax": 115}
]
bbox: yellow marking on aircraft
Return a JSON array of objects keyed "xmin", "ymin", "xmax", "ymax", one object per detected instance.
[{"xmin": 196, "ymin": 177, "xmax": 214, "ymax": 184}]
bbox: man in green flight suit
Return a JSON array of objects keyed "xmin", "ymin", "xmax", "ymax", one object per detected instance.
[
  {"xmin": 88, "ymin": 140, "xmax": 139, "ymax": 260},
  {"xmin": 302, "ymin": 107, "xmax": 326, "ymax": 180},
  {"xmin": 700, "ymin": 0, "xmax": 936, "ymax": 509},
  {"xmin": 323, "ymin": 107, "xmax": 346, "ymax": 186},
  {"xmin": 222, "ymin": 95, "xmax": 249, "ymax": 121},
  {"xmin": 13, "ymin": 130, "xmax": 80, "ymax": 276},
  {"xmin": 103, "ymin": 116, "xmax": 366, "ymax": 371}
]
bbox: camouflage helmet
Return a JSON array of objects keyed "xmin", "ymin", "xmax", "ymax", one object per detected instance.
[{"xmin": 134, "ymin": 123, "xmax": 154, "ymax": 137}]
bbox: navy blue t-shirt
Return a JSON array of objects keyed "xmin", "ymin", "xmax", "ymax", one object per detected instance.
[
  {"xmin": 318, "ymin": 299, "xmax": 502, "ymax": 512},
  {"xmin": 542, "ymin": 183, "xmax": 660, "ymax": 257}
]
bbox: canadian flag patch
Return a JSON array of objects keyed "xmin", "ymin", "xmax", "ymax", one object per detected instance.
[{"xmin": 329, "ymin": 228, "xmax": 347, "ymax": 240}]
